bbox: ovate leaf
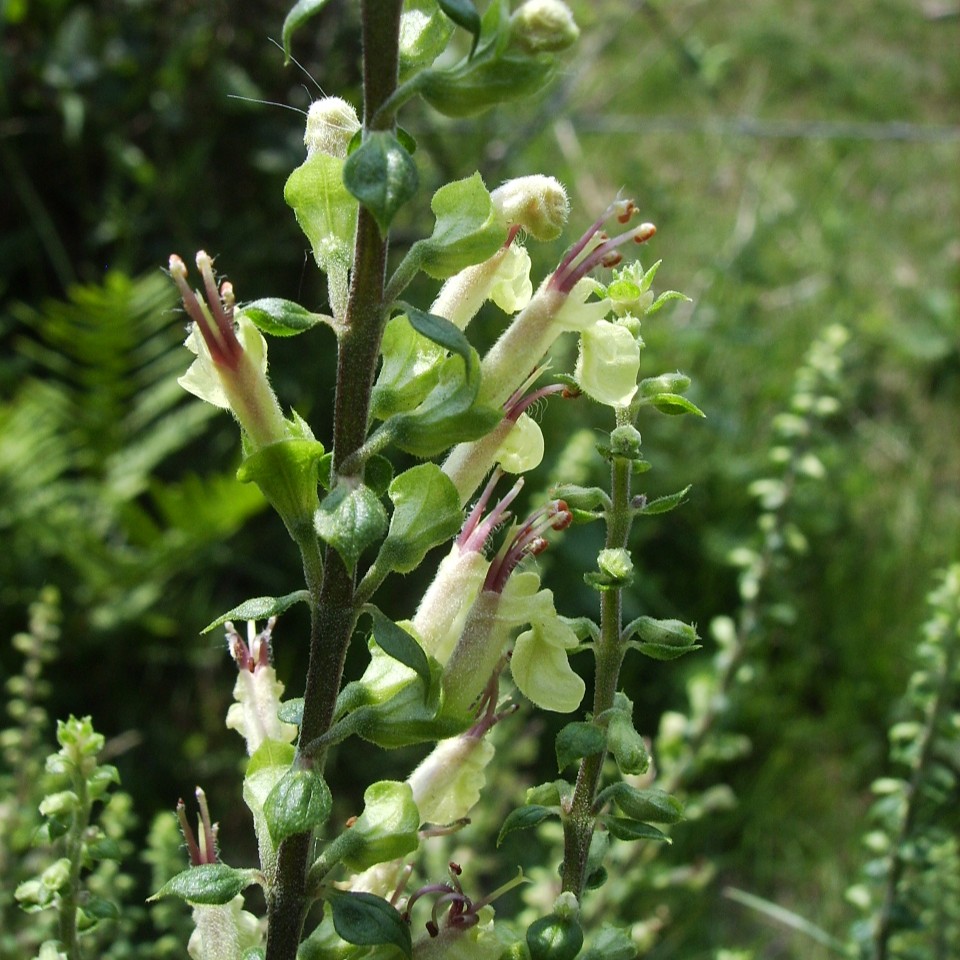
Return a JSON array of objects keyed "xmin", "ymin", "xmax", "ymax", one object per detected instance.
[
  {"xmin": 241, "ymin": 298, "xmax": 331, "ymax": 337},
  {"xmin": 400, "ymin": 304, "xmax": 474, "ymax": 378},
  {"xmin": 555, "ymin": 721, "xmax": 607, "ymax": 772},
  {"xmin": 343, "ymin": 132, "xmax": 419, "ymax": 234},
  {"xmin": 601, "ymin": 817, "xmax": 670, "ymax": 843},
  {"xmin": 264, "ymin": 768, "xmax": 332, "ymax": 843},
  {"xmin": 328, "ymin": 891, "xmax": 412, "ymax": 958},
  {"xmin": 150, "ymin": 864, "xmax": 260, "ymax": 905},
  {"xmin": 365, "ymin": 607, "xmax": 431, "ymax": 688},
  {"xmin": 437, "ymin": 0, "xmax": 481, "ymax": 55},
  {"xmin": 202, "ymin": 592, "xmax": 311, "ymax": 634},
  {"xmin": 315, "ymin": 481, "xmax": 388, "ymax": 573},
  {"xmin": 282, "ymin": 0, "xmax": 335, "ymax": 60},
  {"xmin": 497, "ymin": 805, "xmax": 557, "ymax": 846}
]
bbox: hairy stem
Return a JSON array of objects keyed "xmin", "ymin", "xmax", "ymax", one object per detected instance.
[
  {"xmin": 561, "ymin": 436, "xmax": 633, "ymax": 897},
  {"xmin": 264, "ymin": 3, "xmax": 404, "ymax": 957}
]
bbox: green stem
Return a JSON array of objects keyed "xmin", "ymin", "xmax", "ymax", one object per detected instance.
[
  {"xmin": 59, "ymin": 767, "xmax": 91, "ymax": 960},
  {"xmin": 560, "ymin": 440, "xmax": 633, "ymax": 897},
  {"xmin": 264, "ymin": 3, "xmax": 404, "ymax": 958}
]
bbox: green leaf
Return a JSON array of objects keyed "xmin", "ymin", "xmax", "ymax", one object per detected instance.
[
  {"xmin": 241, "ymin": 298, "xmax": 330, "ymax": 337},
  {"xmin": 527, "ymin": 913, "xmax": 584, "ymax": 960},
  {"xmin": 315, "ymin": 481, "xmax": 388, "ymax": 573},
  {"xmin": 601, "ymin": 816, "xmax": 670, "ymax": 843},
  {"xmin": 647, "ymin": 392, "xmax": 706, "ymax": 417},
  {"xmin": 79, "ymin": 895, "xmax": 120, "ymax": 921},
  {"xmin": 328, "ymin": 891, "xmax": 412, "ymax": 958},
  {"xmin": 400, "ymin": 303, "xmax": 474, "ymax": 378},
  {"xmin": 597, "ymin": 783, "xmax": 684, "ymax": 824},
  {"xmin": 635, "ymin": 485, "xmax": 692, "ymax": 516},
  {"xmin": 408, "ymin": 173, "xmax": 506, "ymax": 278},
  {"xmin": 277, "ymin": 699, "xmax": 304, "ymax": 727},
  {"xmin": 150, "ymin": 864, "xmax": 260, "ymax": 905},
  {"xmin": 282, "ymin": 0, "xmax": 335, "ymax": 60},
  {"xmin": 365, "ymin": 607, "xmax": 431, "ymax": 689},
  {"xmin": 202, "ymin": 592, "xmax": 311, "ymax": 634},
  {"xmin": 580, "ymin": 924, "xmax": 639, "ymax": 960},
  {"xmin": 497, "ymin": 805, "xmax": 557, "ymax": 846},
  {"xmin": 85, "ymin": 837, "xmax": 123, "ymax": 861},
  {"xmin": 343, "ymin": 132, "xmax": 419, "ymax": 234},
  {"xmin": 644, "ymin": 289, "xmax": 691, "ymax": 316},
  {"xmin": 264, "ymin": 767, "xmax": 333, "ymax": 844},
  {"xmin": 555, "ymin": 721, "xmax": 607, "ymax": 772},
  {"xmin": 376, "ymin": 463, "xmax": 462, "ymax": 574},
  {"xmin": 365, "ymin": 455, "xmax": 394, "ymax": 498},
  {"xmin": 437, "ymin": 0, "xmax": 481, "ymax": 55},
  {"xmin": 630, "ymin": 641, "xmax": 703, "ymax": 662}
]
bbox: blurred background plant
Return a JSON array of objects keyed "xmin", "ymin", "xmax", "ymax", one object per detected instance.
[{"xmin": 1, "ymin": 0, "xmax": 957, "ymax": 956}]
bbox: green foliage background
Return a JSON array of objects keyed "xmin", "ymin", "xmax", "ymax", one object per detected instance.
[{"xmin": 1, "ymin": 0, "xmax": 957, "ymax": 956}]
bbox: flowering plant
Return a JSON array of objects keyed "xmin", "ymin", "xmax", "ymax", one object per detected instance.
[{"xmin": 154, "ymin": 3, "xmax": 699, "ymax": 959}]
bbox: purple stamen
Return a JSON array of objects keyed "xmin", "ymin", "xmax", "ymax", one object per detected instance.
[
  {"xmin": 547, "ymin": 197, "xmax": 655, "ymax": 295},
  {"xmin": 169, "ymin": 251, "xmax": 244, "ymax": 369},
  {"xmin": 483, "ymin": 500, "xmax": 572, "ymax": 594},
  {"xmin": 505, "ymin": 382, "xmax": 567, "ymax": 423},
  {"xmin": 458, "ymin": 472, "xmax": 525, "ymax": 554}
]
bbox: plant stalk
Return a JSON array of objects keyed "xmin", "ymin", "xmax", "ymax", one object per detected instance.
[
  {"xmin": 560, "ymin": 440, "xmax": 633, "ymax": 897},
  {"xmin": 264, "ymin": 3, "xmax": 404, "ymax": 957}
]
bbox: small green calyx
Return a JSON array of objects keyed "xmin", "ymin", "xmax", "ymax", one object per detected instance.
[
  {"xmin": 607, "ymin": 424, "xmax": 643, "ymax": 460},
  {"xmin": 408, "ymin": 173, "xmax": 508, "ymax": 279},
  {"xmin": 605, "ymin": 709, "xmax": 650, "ymax": 776},
  {"xmin": 527, "ymin": 894, "xmax": 584, "ymax": 960},
  {"xmin": 584, "ymin": 548, "xmax": 634, "ymax": 591},
  {"xmin": 263, "ymin": 767, "xmax": 333, "ymax": 844}
]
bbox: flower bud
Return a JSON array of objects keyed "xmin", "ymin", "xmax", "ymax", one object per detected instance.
[
  {"xmin": 491, "ymin": 175, "xmax": 570, "ymax": 241},
  {"xmin": 39, "ymin": 790, "xmax": 80, "ymax": 819},
  {"xmin": 304, "ymin": 96, "xmax": 360, "ymax": 159},
  {"xmin": 606, "ymin": 710, "xmax": 650, "ymax": 776},
  {"xmin": 639, "ymin": 371, "xmax": 692, "ymax": 397},
  {"xmin": 636, "ymin": 617, "xmax": 698, "ymax": 647},
  {"xmin": 510, "ymin": 0, "xmax": 580, "ymax": 54}
]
